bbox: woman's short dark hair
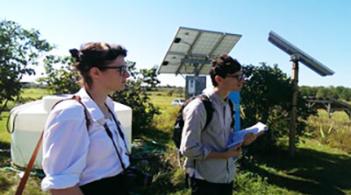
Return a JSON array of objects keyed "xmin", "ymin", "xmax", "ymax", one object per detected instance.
[
  {"xmin": 69, "ymin": 42, "xmax": 127, "ymax": 86},
  {"xmin": 209, "ymin": 54, "xmax": 242, "ymax": 86}
]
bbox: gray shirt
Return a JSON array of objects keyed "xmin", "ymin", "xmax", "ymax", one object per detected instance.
[{"xmin": 179, "ymin": 88, "xmax": 236, "ymax": 183}]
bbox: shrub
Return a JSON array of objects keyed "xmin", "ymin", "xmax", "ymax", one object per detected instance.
[
  {"xmin": 111, "ymin": 80, "xmax": 160, "ymax": 136},
  {"xmin": 241, "ymin": 64, "xmax": 315, "ymax": 153}
]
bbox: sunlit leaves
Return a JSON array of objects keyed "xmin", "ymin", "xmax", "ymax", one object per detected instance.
[{"xmin": 0, "ymin": 20, "xmax": 53, "ymax": 114}]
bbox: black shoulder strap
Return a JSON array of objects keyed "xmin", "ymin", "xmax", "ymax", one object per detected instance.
[
  {"xmin": 106, "ymin": 105, "xmax": 129, "ymax": 155},
  {"xmin": 104, "ymin": 104, "xmax": 129, "ymax": 171},
  {"xmin": 228, "ymin": 99, "xmax": 235, "ymax": 128},
  {"xmin": 199, "ymin": 95, "xmax": 214, "ymax": 131}
]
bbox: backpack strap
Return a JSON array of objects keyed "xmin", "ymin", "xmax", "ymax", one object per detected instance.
[
  {"xmin": 200, "ymin": 95, "xmax": 235, "ymax": 130},
  {"xmin": 188, "ymin": 94, "xmax": 214, "ymax": 176},
  {"xmin": 199, "ymin": 95, "xmax": 214, "ymax": 131},
  {"xmin": 228, "ymin": 99, "xmax": 235, "ymax": 129},
  {"xmin": 15, "ymin": 95, "xmax": 89, "ymax": 195}
]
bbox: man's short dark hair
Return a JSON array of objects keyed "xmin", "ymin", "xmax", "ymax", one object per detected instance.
[{"xmin": 209, "ymin": 54, "xmax": 242, "ymax": 86}]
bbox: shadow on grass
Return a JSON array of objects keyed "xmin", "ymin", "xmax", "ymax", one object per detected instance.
[
  {"xmin": 0, "ymin": 141, "xmax": 13, "ymax": 193},
  {"xmin": 129, "ymin": 128, "xmax": 185, "ymax": 194},
  {"xmin": 243, "ymin": 147, "xmax": 351, "ymax": 195},
  {"xmin": 0, "ymin": 141, "xmax": 10, "ymax": 166},
  {"xmin": 132, "ymin": 127, "xmax": 170, "ymax": 159}
]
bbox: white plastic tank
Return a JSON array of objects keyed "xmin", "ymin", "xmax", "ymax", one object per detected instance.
[{"xmin": 8, "ymin": 95, "xmax": 132, "ymax": 169}]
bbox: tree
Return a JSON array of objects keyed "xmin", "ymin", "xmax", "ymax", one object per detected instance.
[
  {"xmin": 316, "ymin": 87, "xmax": 330, "ymax": 99},
  {"xmin": 300, "ymin": 86, "xmax": 318, "ymax": 98},
  {"xmin": 111, "ymin": 62, "xmax": 160, "ymax": 135},
  {"xmin": 0, "ymin": 20, "xmax": 52, "ymax": 115},
  {"xmin": 300, "ymin": 85, "xmax": 351, "ymax": 101},
  {"xmin": 39, "ymin": 55, "xmax": 80, "ymax": 94},
  {"xmin": 240, "ymin": 63, "xmax": 315, "ymax": 153},
  {"xmin": 139, "ymin": 66, "xmax": 160, "ymax": 90}
]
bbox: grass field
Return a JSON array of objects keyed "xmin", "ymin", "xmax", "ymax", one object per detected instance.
[
  {"xmin": 306, "ymin": 109, "xmax": 351, "ymax": 153},
  {"xmin": 246, "ymin": 138, "xmax": 351, "ymax": 195},
  {"xmin": 20, "ymin": 88, "xmax": 49, "ymax": 99},
  {"xmin": 0, "ymin": 89, "xmax": 350, "ymax": 194}
]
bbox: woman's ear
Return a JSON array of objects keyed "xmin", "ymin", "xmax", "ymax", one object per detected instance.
[{"xmin": 89, "ymin": 67, "xmax": 102, "ymax": 79}]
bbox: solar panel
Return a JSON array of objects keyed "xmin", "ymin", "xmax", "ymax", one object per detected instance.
[
  {"xmin": 268, "ymin": 31, "xmax": 334, "ymax": 76},
  {"xmin": 158, "ymin": 26, "xmax": 242, "ymax": 75}
]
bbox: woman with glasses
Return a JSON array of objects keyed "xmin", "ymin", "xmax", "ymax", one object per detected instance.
[{"xmin": 41, "ymin": 42, "xmax": 131, "ymax": 195}]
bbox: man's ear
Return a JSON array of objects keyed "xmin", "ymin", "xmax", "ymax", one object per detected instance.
[{"xmin": 214, "ymin": 75, "xmax": 224, "ymax": 85}]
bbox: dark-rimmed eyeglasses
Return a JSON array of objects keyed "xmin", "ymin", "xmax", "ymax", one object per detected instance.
[
  {"xmin": 226, "ymin": 73, "xmax": 244, "ymax": 81},
  {"xmin": 100, "ymin": 65, "xmax": 129, "ymax": 74}
]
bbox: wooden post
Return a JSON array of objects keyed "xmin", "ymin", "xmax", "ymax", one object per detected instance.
[{"xmin": 290, "ymin": 57, "xmax": 299, "ymax": 157}]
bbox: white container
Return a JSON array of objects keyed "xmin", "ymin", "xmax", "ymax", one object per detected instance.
[{"xmin": 9, "ymin": 95, "xmax": 132, "ymax": 169}]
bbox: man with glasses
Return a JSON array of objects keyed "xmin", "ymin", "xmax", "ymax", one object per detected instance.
[{"xmin": 180, "ymin": 54, "xmax": 256, "ymax": 195}]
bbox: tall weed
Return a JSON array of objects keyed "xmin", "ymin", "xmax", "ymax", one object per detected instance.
[{"xmin": 306, "ymin": 110, "xmax": 351, "ymax": 153}]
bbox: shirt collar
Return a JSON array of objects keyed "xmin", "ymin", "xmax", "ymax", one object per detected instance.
[
  {"xmin": 75, "ymin": 88, "xmax": 115, "ymax": 123},
  {"xmin": 203, "ymin": 87, "xmax": 228, "ymax": 106},
  {"xmin": 203, "ymin": 88, "xmax": 229, "ymax": 106}
]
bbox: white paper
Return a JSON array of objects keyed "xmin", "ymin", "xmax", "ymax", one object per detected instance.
[{"xmin": 227, "ymin": 122, "xmax": 268, "ymax": 149}]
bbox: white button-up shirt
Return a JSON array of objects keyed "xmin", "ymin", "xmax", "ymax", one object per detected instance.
[{"xmin": 41, "ymin": 88, "xmax": 130, "ymax": 191}]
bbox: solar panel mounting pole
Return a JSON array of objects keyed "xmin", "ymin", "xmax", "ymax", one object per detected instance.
[
  {"xmin": 290, "ymin": 55, "xmax": 299, "ymax": 157},
  {"xmin": 268, "ymin": 31, "xmax": 334, "ymax": 158}
]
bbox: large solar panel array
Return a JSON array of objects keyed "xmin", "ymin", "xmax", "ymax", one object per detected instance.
[{"xmin": 158, "ymin": 27, "xmax": 242, "ymax": 75}]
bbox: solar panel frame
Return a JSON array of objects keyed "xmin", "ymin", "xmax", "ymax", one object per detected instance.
[{"xmin": 158, "ymin": 26, "xmax": 242, "ymax": 75}]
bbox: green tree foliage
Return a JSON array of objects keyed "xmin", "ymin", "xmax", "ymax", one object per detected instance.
[
  {"xmin": 111, "ymin": 63, "xmax": 160, "ymax": 135},
  {"xmin": 241, "ymin": 63, "xmax": 315, "ymax": 152},
  {"xmin": 139, "ymin": 66, "xmax": 160, "ymax": 90},
  {"xmin": 0, "ymin": 20, "xmax": 52, "ymax": 114},
  {"xmin": 300, "ymin": 85, "xmax": 351, "ymax": 101},
  {"xmin": 111, "ymin": 80, "xmax": 160, "ymax": 135},
  {"xmin": 41, "ymin": 58, "xmax": 160, "ymax": 136},
  {"xmin": 39, "ymin": 55, "xmax": 80, "ymax": 94}
]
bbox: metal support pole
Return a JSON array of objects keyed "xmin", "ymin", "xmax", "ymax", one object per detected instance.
[
  {"xmin": 327, "ymin": 103, "xmax": 332, "ymax": 118},
  {"xmin": 290, "ymin": 58, "xmax": 299, "ymax": 157}
]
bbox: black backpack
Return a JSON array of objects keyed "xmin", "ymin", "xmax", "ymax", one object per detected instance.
[{"xmin": 172, "ymin": 94, "xmax": 234, "ymax": 149}]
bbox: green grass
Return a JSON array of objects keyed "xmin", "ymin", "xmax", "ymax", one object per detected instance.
[
  {"xmin": 306, "ymin": 109, "xmax": 351, "ymax": 153},
  {"xmin": 0, "ymin": 112, "xmax": 10, "ymax": 145},
  {"xmin": 243, "ymin": 138, "xmax": 351, "ymax": 194},
  {"xmin": 4, "ymin": 88, "xmax": 50, "ymax": 112},
  {"xmin": 20, "ymin": 88, "xmax": 50, "ymax": 100},
  {"xmin": 149, "ymin": 92, "xmax": 181, "ymax": 132}
]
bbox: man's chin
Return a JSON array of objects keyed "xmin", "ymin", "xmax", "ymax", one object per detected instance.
[
  {"xmin": 120, "ymin": 84, "xmax": 128, "ymax": 90},
  {"xmin": 231, "ymin": 86, "xmax": 242, "ymax": 92},
  {"xmin": 114, "ymin": 85, "xmax": 125, "ymax": 92}
]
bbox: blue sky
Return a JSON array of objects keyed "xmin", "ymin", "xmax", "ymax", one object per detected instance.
[{"xmin": 1, "ymin": 0, "xmax": 350, "ymax": 87}]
